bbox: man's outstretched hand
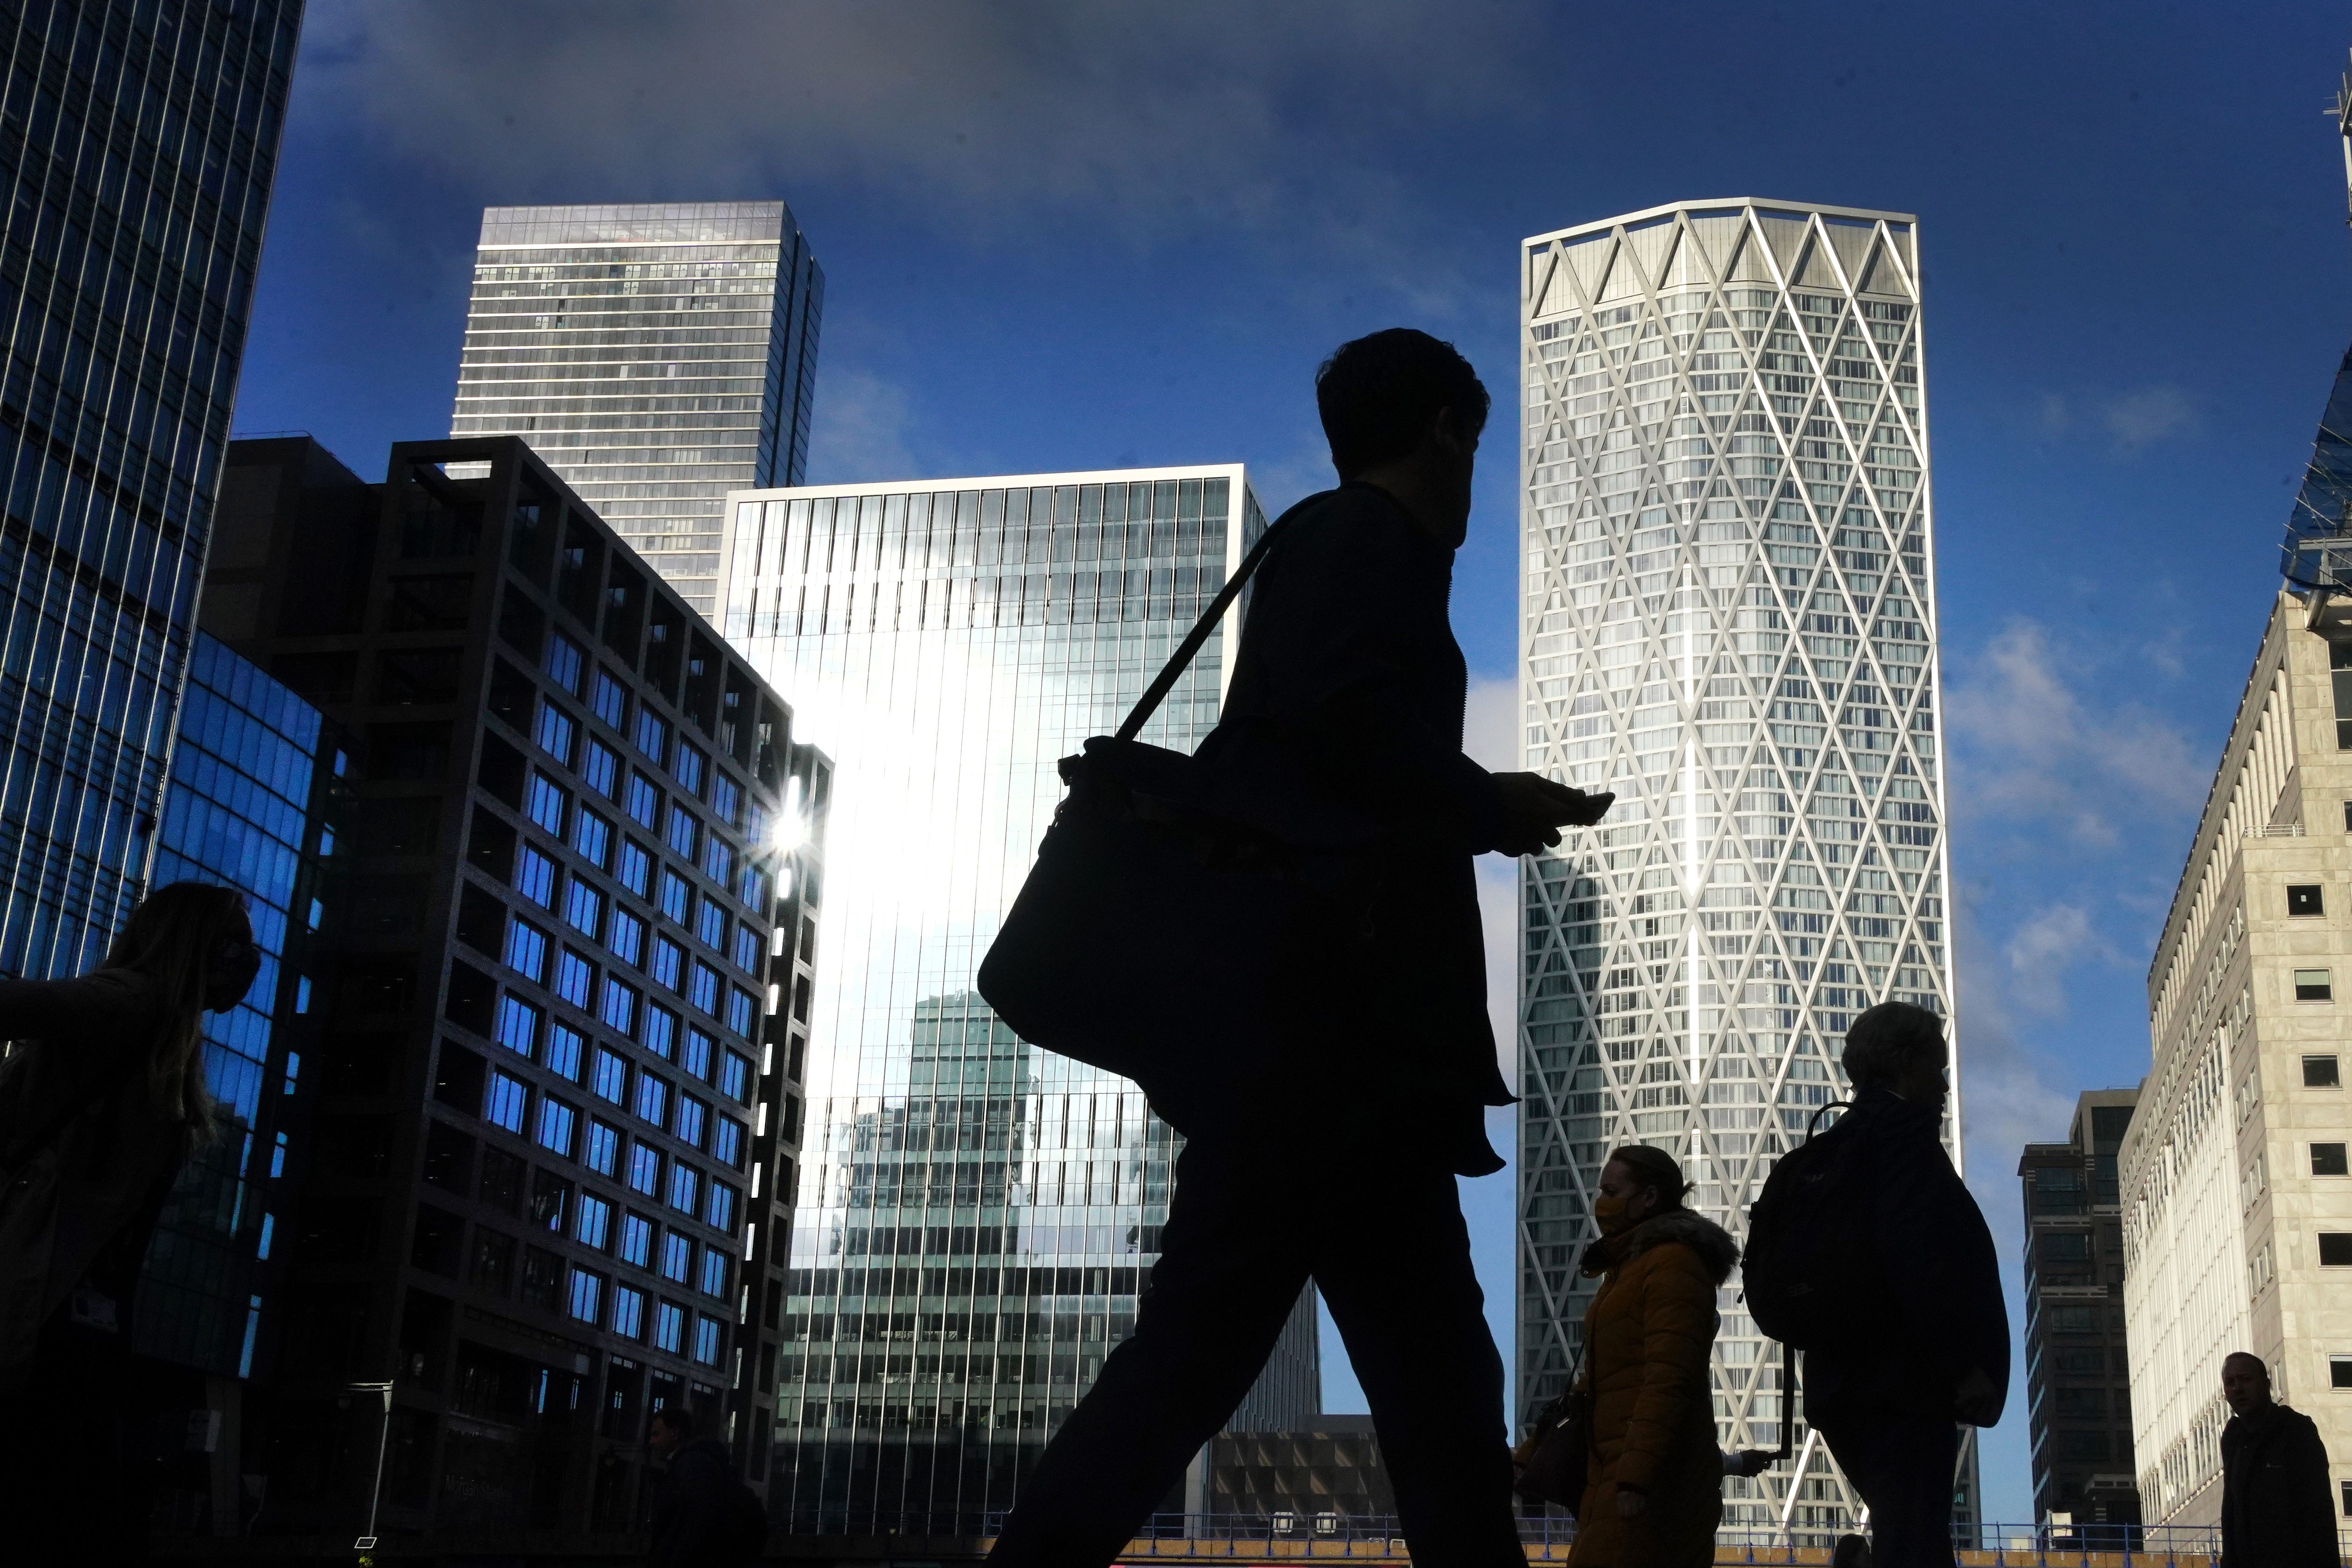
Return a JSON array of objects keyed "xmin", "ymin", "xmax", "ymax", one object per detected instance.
[{"xmin": 1492, "ymin": 772, "xmax": 1612, "ymax": 857}]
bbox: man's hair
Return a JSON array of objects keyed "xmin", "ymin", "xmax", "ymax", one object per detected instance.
[
  {"xmin": 1604, "ymin": 1144, "xmax": 1695, "ymax": 1210},
  {"xmin": 1315, "ymin": 328, "xmax": 1490, "ymax": 478},
  {"xmin": 2222, "ymin": 1351, "xmax": 2270, "ymax": 1385},
  {"xmin": 1842, "ymin": 1001, "xmax": 1947, "ymax": 1089},
  {"xmin": 651, "ymin": 1401, "xmax": 697, "ymax": 1438}
]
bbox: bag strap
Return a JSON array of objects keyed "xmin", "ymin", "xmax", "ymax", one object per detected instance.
[{"xmin": 1112, "ymin": 492, "xmax": 1320, "ymax": 744}]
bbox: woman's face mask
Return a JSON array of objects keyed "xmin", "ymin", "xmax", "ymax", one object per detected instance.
[{"xmin": 1593, "ymin": 1192, "xmax": 1634, "ymax": 1236}]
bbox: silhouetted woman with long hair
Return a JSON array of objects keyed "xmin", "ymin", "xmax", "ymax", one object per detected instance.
[{"xmin": 0, "ymin": 882, "xmax": 263, "ymax": 1554}]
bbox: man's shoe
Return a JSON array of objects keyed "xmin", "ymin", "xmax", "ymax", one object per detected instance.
[{"xmin": 1830, "ymin": 1535, "xmax": 1871, "ymax": 1568}]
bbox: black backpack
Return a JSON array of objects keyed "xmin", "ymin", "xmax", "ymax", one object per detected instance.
[{"xmin": 1742, "ymin": 1100, "xmax": 1876, "ymax": 1350}]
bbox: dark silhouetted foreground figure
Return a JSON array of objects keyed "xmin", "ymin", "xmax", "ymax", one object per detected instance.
[
  {"xmin": 1563, "ymin": 1145, "xmax": 1737, "ymax": 1568},
  {"xmin": 984, "ymin": 330, "xmax": 1608, "ymax": 1567},
  {"xmin": 1802, "ymin": 1002, "xmax": 2007, "ymax": 1568},
  {"xmin": 647, "ymin": 1402, "xmax": 764, "ymax": 1566},
  {"xmin": 2217, "ymin": 1351, "xmax": 2336, "ymax": 1567},
  {"xmin": 0, "ymin": 883, "xmax": 261, "ymax": 1558}
]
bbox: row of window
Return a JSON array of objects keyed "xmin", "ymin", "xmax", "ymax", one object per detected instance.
[
  {"xmin": 491, "ymin": 994, "xmax": 748, "ymax": 1158},
  {"xmin": 537, "ymin": 627, "xmax": 763, "ymax": 839},
  {"xmin": 526, "ymin": 734, "xmax": 768, "ymax": 922},
  {"xmin": 505, "ymin": 882, "xmax": 760, "ymax": 1039},
  {"xmin": 481, "ymin": 1063, "xmax": 742, "ymax": 1233}
]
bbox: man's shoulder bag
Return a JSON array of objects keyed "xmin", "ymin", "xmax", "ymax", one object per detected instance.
[
  {"xmin": 977, "ymin": 499, "xmax": 1313, "ymax": 1105},
  {"xmin": 1512, "ymin": 1345, "xmax": 1592, "ymax": 1514}
]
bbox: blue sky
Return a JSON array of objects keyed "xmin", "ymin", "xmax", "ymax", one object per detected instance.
[{"xmin": 233, "ymin": 0, "xmax": 2352, "ymax": 1524}]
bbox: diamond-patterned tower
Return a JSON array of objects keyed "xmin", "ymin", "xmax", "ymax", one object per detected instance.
[{"xmin": 1516, "ymin": 199, "xmax": 1960, "ymax": 1537}]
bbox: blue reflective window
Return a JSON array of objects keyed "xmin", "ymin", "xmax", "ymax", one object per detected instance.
[
  {"xmin": 682, "ymin": 1030, "xmax": 714, "ymax": 1082},
  {"xmin": 695, "ymin": 898, "xmax": 725, "ymax": 951},
  {"xmin": 574, "ymin": 808, "xmax": 613, "ymax": 869},
  {"xmin": 661, "ymin": 1231, "xmax": 692, "ymax": 1283},
  {"xmin": 555, "ymin": 948, "xmax": 594, "ymax": 1008},
  {"xmin": 601, "ymin": 976, "xmax": 638, "ymax": 1036},
  {"xmin": 582, "ymin": 738, "xmax": 618, "ymax": 799},
  {"xmin": 504, "ymin": 918, "xmax": 549, "ymax": 983},
  {"xmin": 737, "ymin": 864, "xmax": 770, "ymax": 910},
  {"xmin": 689, "ymin": 962, "xmax": 721, "ymax": 1018},
  {"xmin": 634, "ymin": 1072, "xmax": 670, "ymax": 1129},
  {"xmin": 620, "ymin": 1211, "xmax": 654, "ymax": 1268},
  {"xmin": 543, "ymin": 630, "xmax": 584, "ymax": 696},
  {"xmin": 665, "ymin": 804, "xmax": 698, "ymax": 858},
  {"xmin": 643, "ymin": 1005, "xmax": 680, "ymax": 1062},
  {"xmin": 720, "ymin": 1051, "xmax": 752, "ymax": 1104},
  {"xmin": 611, "ymin": 1284, "xmax": 644, "ymax": 1339},
  {"xmin": 592, "ymin": 1049, "xmax": 628, "ymax": 1106},
  {"xmin": 635, "ymin": 708, "xmax": 668, "ymax": 762},
  {"xmin": 655, "ymin": 1301, "xmax": 685, "ymax": 1354},
  {"xmin": 659, "ymin": 871, "xmax": 690, "ymax": 924},
  {"xmin": 667, "ymin": 1162, "xmax": 701, "ymax": 1215},
  {"xmin": 608, "ymin": 907, "xmax": 644, "ymax": 967},
  {"xmin": 592, "ymin": 669, "xmax": 626, "ymax": 730},
  {"xmin": 515, "ymin": 845, "xmax": 556, "ymax": 909},
  {"xmin": 585, "ymin": 1118, "xmax": 620, "ymax": 1176},
  {"xmin": 625, "ymin": 773, "xmax": 660, "ymax": 829},
  {"xmin": 673, "ymin": 743, "xmax": 704, "ymax": 797},
  {"xmin": 691, "ymin": 1315, "xmax": 720, "ymax": 1365},
  {"xmin": 486, "ymin": 1071, "xmax": 527, "ymax": 1133},
  {"xmin": 564, "ymin": 879, "xmax": 603, "ymax": 940},
  {"xmin": 731, "ymin": 925, "xmax": 761, "ymax": 974},
  {"xmin": 567, "ymin": 1266, "xmax": 602, "ymax": 1324},
  {"xmin": 651, "ymin": 935, "xmax": 683, "ymax": 992},
  {"xmin": 710, "ymin": 773, "xmax": 739, "ymax": 827},
  {"xmin": 535, "ymin": 1096, "xmax": 576, "ymax": 1157},
  {"xmin": 711, "ymin": 1115, "xmax": 743, "ymax": 1169},
  {"xmin": 697, "ymin": 1246, "xmax": 728, "ymax": 1298},
  {"xmin": 617, "ymin": 839, "xmax": 652, "ymax": 896},
  {"xmin": 536, "ymin": 700, "xmax": 576, "ymax": 766},
  {"xmin": 699, "ymin": 835, "xmax": 733, "ymax": 886},
  {"xmin": 725, "ymin": 986, "xmax": 755, "ymax": 1038},
  {"xmin": 495, "ymin": 996, "xmax": 540, "ymax": 1058},
  {"xmin": 574, "ymin": 1192, "xmax": 611, "ymax": 1250},
  {"xmin": 704, "ymin": 1182, "xmax": 737, "ymax": 1233},
  {"xmin": 675, "ymin": 1096, "xmax": 707, "ymax": 1150},
  {"xmin": 628, "ymin": 1143, "xmax": 662, "ymax": 1197},
  {"xmin": 547, "ymin": 1022, "xmax": 585, "ymax": 1082},
  {"xmin": 527, "ymin": 771, "xmax": 569, "ymax": 835}
]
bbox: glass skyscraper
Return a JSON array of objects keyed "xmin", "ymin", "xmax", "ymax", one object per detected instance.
[
  {"xmin": 450, "ymin": 201, "xmax": 824, "ymax": 616},
  {"xmin": 0, "ymin": 0, "xmax": 302, "ymax": 979},
  {"xmin": 718, "ymin": 467, "xmax": 1319, "ymax": 1531},
  {"xmin": 1516, "ymin": 199, "xmax": 1957, "ymax": 1538}
]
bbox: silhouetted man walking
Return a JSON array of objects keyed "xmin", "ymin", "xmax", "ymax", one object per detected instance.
[
  {"xmin": 2218, "ymin": 1351, "xmax": 2337, "ymax": 1567},
  {"xmin": 984, "ymin": 330, "xmax": 1606, "ymax": 1567}
]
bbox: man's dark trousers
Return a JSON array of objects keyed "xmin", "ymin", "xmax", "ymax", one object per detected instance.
[
  {"xmin": 1816, "ymin": 1419, "xmax": 1961, "ymax": 1568},
  {"xmin": 985, "ymin": 1126, "xmax": 1523, "ymax": 1567}
]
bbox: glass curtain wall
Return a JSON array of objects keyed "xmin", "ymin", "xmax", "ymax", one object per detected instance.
[
  {"xmin": 0, "ymin": 0, "xmax": 302, "ymax": 978},
  {"xmin": 721, "ymin": 468, "xmax": 1318, "ymax": 1531},
  {"xmin": 451, "ymin": 201, "xmax": 824, "ymax": 616},
  {"xmin": 1516, "ymin": 199, "xmax": 1957, "ymax": 1541}
]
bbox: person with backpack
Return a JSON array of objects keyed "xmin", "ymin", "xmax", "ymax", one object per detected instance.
[
  {"xmin": 1563, "ymin": 1144, "xmax": 1740, "ymax": 1568},
  {"xmin": 0, "ymin": 883, "xmax": 263, "ymax": 1557},
  {"xmin": 1757, "ymin": 1001, "xmax": 2006, "ymax": 1568},
  {"xmin": 646, "ymin": 1402, "xmax": 765, "ymax": 1565}
]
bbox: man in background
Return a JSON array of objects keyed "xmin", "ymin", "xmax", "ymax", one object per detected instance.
[{"xmin": 2217, "ymin": 1351, "xmax": 2336, "ymax": 1567}]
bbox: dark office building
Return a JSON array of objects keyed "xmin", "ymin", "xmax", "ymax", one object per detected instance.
[
  {"xmin": 2019, "ymin": 1088, "xmax": 2142, "ymax": 1534},
  {"xmin": 133, "ymin": 630, "xmax": 345, "ymax": 1533},
  {"xmin": 1206, "ymin": 1417, "xmax": 1396, "ymax": 1522},
  {"xmin": 0, "ymin": 0, "xmax": 302, "ymax": 976},
  {"xmin": 203, "ymin": 435, "xmax": 826, "ymax": 1543}
]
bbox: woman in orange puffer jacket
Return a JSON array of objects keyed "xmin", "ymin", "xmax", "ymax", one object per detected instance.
[{"xmin": 1566, "ymin": 1144, "xmax": 1740, "ymax": 1568}]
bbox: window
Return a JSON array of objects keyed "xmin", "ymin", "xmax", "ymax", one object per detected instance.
[
  {"xmin": 659, "ymin": 871, "xmax": 691, "ymax": 924},
  {"xmin": 635, "ymin": 1072, "xmax": 670, "ymax": 1129},
  {"xmin": 2297, "ymin": 969, "xmax": 2334, "ymax": 1002},
  {"xmin": 2039, "ymin": 1233, "xmax": 2091, "ymax": 1264},
  {"xmin": 2335, "ymin": 1356, "xmax": 2352, "ymax": 1390},
  {"xmin": 726, "ymin": 986, "xmax": 756, "ymax": 1037},
  {"xmin": 738, "ymin": 864, "xmax": 770, "ymax": 911},
  {"xmin": 534, "ymin": 1097, "xmax": 576, "ymax": 1157},
  {"xmin": 682, "ymin": 1029, "xmax": 714, "ymax": 1082},
  {"xmin": 2334, "ymin": 642, "xmax": 2352, "ymax": 747},
  {"xmin": 674, "ymin": 743, "xmax": 705, "ymax": 796},
  {"xmin": 705, "ymin": 1182, "xmax": 737, "ymax": 1233},
  {"xmin": 583, "ymin": 737, "xmax": 618, "ymax": 799},
  {"xmin": 585, "ymin": 1119, "xmax": 620, "ymax": 1176},
  {"xmin": 521, "ymin": 1247, "xmax": 563, "ymax": 1313},
  {"xmin": 620, "ymin": 1212, "xmax": 654, "ymax": 1268},
  {"xmin": 690, "ymin": 961, "xmax": 721, "ymax": 1017},
  {"xmin": 608, "ymin": 907, "xmax": 645, "ymax": 967},
  {"xmin": 486, "ymin": 1071, "xmax": 527, "ymax": 1133},
  {"xmin": 2309, "ymin": 1055, "xmax": 2343, "ymax": 1088},
  {"xmin": 564, "ymin": 880, "xmax": 604, "ymax": 940},
  {"xmin": 555, "ymin": 948, "xmax": 595, "ymax": 1009},
  {"xmin": 536, "ymin": 701, "xmax": 576, "ymax": 766},
  {"xmin": 600, "ymin": 976, "xmax": 639, "ymax": 1036},
  {"xmin": 543, "ymin": 630, "xmax": 584, "ymax": 694},
  {"xmin": 636, "ymin": 708, "xmax": 668, "ymax": 762},
  {"xmin": 644, "ymin": 1006, "xmax": 680, "ymax": 1062},
  {"xmin": 617, "ymin": 839, "xmax": 652, "ymax": 896},
  {"xmin": 700, "ymin": 835, "xmax": 734, "ymax": 885},
  {"xmin": 711, "ymin": 1116, "xmax": 743, "ymax": 1168},
  {"xmin": 625, "ymin": 773, "xmax": 661, "ymax": 829},
  {"xmin": 495, "ymin": 995, "xmax": 539, "ymax": 1058},
  {"xmin": 593, "ymin": 668, "xmax": 626, "ymax": 730},
  {"xmin": 696, "ymin": 898, "xmax": 726, "ymax": 951},
  {"xmin": 611, "ymin": 1284, "xmax": 645, "ymax": 1340},
  {"xmin": 720, "ymin": 1051, "xmax": 752, "ymax": 1104},
  {"xmin": 575, "ymin": 808, "xmax": 614, "ymax": 869},
  {"xmin": 655, "ymin": 1301, "xmax": 686, "ymax": 1354},
  {"xmin": 628, "ymin": 1143, "xmax": 662, "ymax": 1196},
  {"xmin": 2319, "ymin": 1233, "xmax": 2352, "ymax": 1266},
  {"xmin": 675, "ymin": 1096, "xmax": 707, "ymax": 1150},
  {"xmin": 691, "ymin": 1315, "xmax": 721, "ymax": 1366},
  {"xmin": 2290, "ymin": 884, "xmax": 2326, "ymax": 917},
  {"xmin": 732, "ymin": 925, "xmax": 761, "ymax": 974},
  {"xmin": 666, "ymin": 804, "xmax": 699, "ymax": 858},
  {"xmin": 528, "ymin": 771, "xmax": 570, "ymax": 835},
  {"xmin": 661, "ymin": 1232, "xmax": 693, "ymax": 1283},
  {"xmin": 515, "ymin": 844, "xmax": 556, "ymax": 908},
  {"xmin": 593, "ymin": 1049, "xmax": 628, "ymax": 1105},
  {"xmin": 710, "ymin": 773, "xmax": 739, "ymax": 826},
  {"xmin": 568, "ymin": 1267, "xmax": 603, "ymax": 1325},
  {"xmin": 575, "ymin": 1193, "xmax": 612, "ymax": 1250},
  {"xmin": 698, "ymin": 1246, "xmax": 728, "ymax": 1298},
  {"xmin": 652, "ymin": 934, "xmax": 684, "ymax": 992},
  {"xmin": 547, "ymin": 1022, "xmax": 585, "ymax": 1081},
  {"xmin": 504, "ymin": 918, "xmax": 548, "ymax": 983},
  {"xmin": 2316, "ymin": 1143, "xmax": 2350, "ymax": 1177},
  {"xmin": 668, "ymin": 1162, "xmax": 702, "ymax": 1215}
]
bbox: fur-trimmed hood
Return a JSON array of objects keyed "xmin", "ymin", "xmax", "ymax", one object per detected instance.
[{"xmin": 1578, "ymin": 1208, "xmax": 1741, "ymax": 1284}]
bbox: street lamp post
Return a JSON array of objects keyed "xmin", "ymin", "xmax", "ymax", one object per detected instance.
[{"xmin": 348, "ymin": 1380, "xmax": 394, "ymax": 1552}]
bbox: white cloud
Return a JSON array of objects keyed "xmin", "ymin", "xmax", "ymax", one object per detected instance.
[
  {"xmin": 1999, "ymin": 902, "xmax": 2121, "ymax": 1017},
  {"xmin": 804, "ymin": 366, "xmax": 924, "ymax": 487},
  {"xmin": 2100, "ymin": 384, "xmax": 2197, "ymax": 450},
  {"xmin": 1944, "ymin": 618, "xmax": 2207, "ymax": 850},
  {"xmin": 297, "ymin": 0, "xmax": 1541, "ymax": 296}
]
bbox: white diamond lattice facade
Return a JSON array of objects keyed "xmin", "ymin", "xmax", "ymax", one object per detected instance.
[{"xmin": 1517, "ymin": 199, "xmax": 1962, "ymax": 1536}]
